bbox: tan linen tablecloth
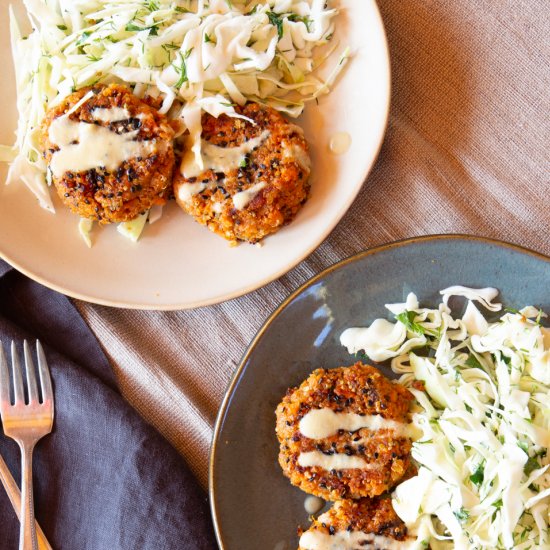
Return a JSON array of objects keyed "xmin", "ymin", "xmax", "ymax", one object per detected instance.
[{"xmin": 74, "ymin": 1, "xmax": 550, "ymax": 488}]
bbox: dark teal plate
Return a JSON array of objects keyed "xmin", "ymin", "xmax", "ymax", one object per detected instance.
[{"xmin": 209, "ymin": 235, "xmax": 550, "ymax": 550}]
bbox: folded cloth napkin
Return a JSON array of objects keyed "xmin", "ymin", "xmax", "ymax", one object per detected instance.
[{"xmin": 0, "ymin": 261, "xmax": 217, "ymax": 550}]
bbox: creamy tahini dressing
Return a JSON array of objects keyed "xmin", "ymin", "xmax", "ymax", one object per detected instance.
[
  {"xmin": 329, "ymin": 132, "xmax": 351, "ymax": 155},
  {"xmin": 212, "ymin": 202, "xmax": 224, "ymax": 214},
  {"xmin": 178, "ymin": 182, "xmax": 207, "ymax": 202},
  {"xmin": 283, "ymin": 143, "xmax": 311, "ymax": 171},
  {"xmin": 91, "ymin": 107, "xmax": 132, "ymax": 123},
  {"xmin": 297, "ymin": 451, "xmax": 373, "ymax": 470},
  {"xmin": 299, "ymin": 408, "xmax": 409, "ymax": 440},
  {"xmin": 177, "ymin": 178, "xmax": 266, "ymax": 210},
  {"xmin": 232, "ymin": 181, "xmax": 266, "ymax": 210},
  {"xmin": 304, "ymin": 496, "xmax": 325, "ymax": 515},
  {"xmin": 181, "ymin": 130, "xmax": 270, "ymax": 178},
  {"xmin": 48, "ymin": 115, "xmax": 157, "ymax": 177},
  {"xmin": 299, "ymin": 529, "xmax": 413, "ymax": 550}
]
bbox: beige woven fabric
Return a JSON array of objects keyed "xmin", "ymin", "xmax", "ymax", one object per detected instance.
[{"xmin": 74, "ymin": 0, "xmax": 550, "ymax": 488}]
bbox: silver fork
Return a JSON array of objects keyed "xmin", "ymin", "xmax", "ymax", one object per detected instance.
[{"xmin": 0, "ymin": 341, "xmax": 54, "ymax": 550}]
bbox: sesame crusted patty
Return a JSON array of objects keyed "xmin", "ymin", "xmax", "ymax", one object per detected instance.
[
  {"xmin": 275, "ymin": 362, "xmax": 413, "ymax": 501},
  {"xmin": 173, "ymin": 102, "xmax": 311, "ymax": 244},
  {"xmin": 298, "ymin": 497, "xmax": 411, "ymax": 550},
  {"xmin": 40, "ymin": 83, "xmax": 175, "ymax": 224}
]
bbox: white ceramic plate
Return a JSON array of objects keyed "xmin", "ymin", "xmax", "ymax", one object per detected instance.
[{"xmin": 0, "ymin": 1, "xmax": 390, "ymax": 310}]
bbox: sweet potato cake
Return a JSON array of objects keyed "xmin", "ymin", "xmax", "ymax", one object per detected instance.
[
  {"xmin": 40, "ymin": 83, "xmax": 175, "ymax": 223},
  {"xmin": 276, "ymin": 362, "xmax": 413, "ymax": 501},
  {"xmin": 298, "ymin": 497, "xmax": 412, "ymax": 549},
  {"xmin": 173, "ymin": 102, "xmax": 311, "ymax": 244}
]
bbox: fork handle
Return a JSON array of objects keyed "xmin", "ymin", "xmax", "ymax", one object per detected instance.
[
  {"xmin": 0, "ymin": 454, "xmax": 52, "ymax": 550},
  {"xmin": 19, "ymin": 442, "xmax": 38, "ymax": 550}
]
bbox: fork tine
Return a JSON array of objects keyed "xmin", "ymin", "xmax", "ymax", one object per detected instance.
[
  {"xmin": 23, "ymin": 340, "xmax": 39, "ymax": 404},
  {"xmin": 0, "ymin": 344, "xmax": 9, "ymax": 405},
  {"xmin": 36, "ymin": 341, "xmax": 53, "ymax": 403},
  {"xmin": 10, "ymin": 341, "xmax": 24, "ymax": 405}
]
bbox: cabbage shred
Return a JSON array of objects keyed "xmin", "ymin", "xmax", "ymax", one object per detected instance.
[
  {"xmin": 7, "ymin": 0, "xmax": 346, "ymax": 219},
  {"xmin": 341, "ymin": 287, "xmax": 550, "ymax": 550}
]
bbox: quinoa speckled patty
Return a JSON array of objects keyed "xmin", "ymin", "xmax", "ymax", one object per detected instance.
[
  {"xmin": 276, "ymin": 363, "xmax": 413, "ymax": 501},
  {"xmin": 173, "ymin": 102, "xmax": 311, "ymax": 244},
  {"xmin": 40, "ymin": 83, "xmax": 175, "ymax": 223},
  {"xmin": 298, "ymin": 497, "xmax": 412, "ymax": 550}
]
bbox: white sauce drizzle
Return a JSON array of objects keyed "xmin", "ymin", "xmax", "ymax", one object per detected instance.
[
  {"xmin": 304, "ymin": 496, "xmax": 325, "ymax": 515},
  {"xmin": 212, "ymin": 202, "xmax": 224, "ymax": 214},
  {"xmin": 232, "ymin": 181, "xmax": 266, "ymax": 210},
  {"xmin": 91, "ymin": 107, "xmax": 132, "ymax": 123},
  {"xmin": 299, "ymin": 408, "xmax": 409, "ymax": 440},
  {"xmin": 283, "ymin": 143, "xmax": 311, "ymax": 171},
  {"xmin": 299, "ymin": 529, "xmax": 413, "ymax": 550},
  {"xmin": 181, "ymin": 130, "xmax": 270, "ymax": 178},
  {"xmin": 48, "ymin": 116, "xmax": 157, "ymax": 177},
  {"xmin": 297, "ymin": 451, "xmax": 374, "ymax": 471},
  {"xmin": 177, "ymin": 182, "xmax": 207, "ymax": 203},
  {"xmin": 329, "ymin": 132, "xmax": 351, "ymax": 155}
]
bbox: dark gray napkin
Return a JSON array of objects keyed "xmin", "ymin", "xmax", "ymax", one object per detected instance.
[{"xmin": 0, "ymin": 261, "xmax": 217, "ymax": 550}]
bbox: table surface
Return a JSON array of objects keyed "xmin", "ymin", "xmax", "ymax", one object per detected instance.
[{"xmin": 74, "ymin": 0, "xmax": 550, "ymax": 488}]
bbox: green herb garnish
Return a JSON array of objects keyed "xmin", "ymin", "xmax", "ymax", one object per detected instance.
[
  {"xmin": 266, "ymin": 11, "xmax": 284, "ymax": 40},
  {"xmin": 470, "ymin": 462, "xmax": 485, "ymax": 487},
  {"xmin": 125, "ymin": 23, "xmax": 159, "ymax": 36},
  {"xmin": 465, "ymin": 354, "xmax": 484, "ymax": 370},
  {"xmin": 173, "ymin": 48, "xmax": 193, "ymax": 88},
  {"xmin": 453, "ymin": 507, "xmax": 470, "ymax": 522},
  {"xmin": 76, "ymin": 31, "xmax": 92, "ymax": 45},
  {"xmin": 396, "ymin": 311, "xmax": 425, "ymax": 335},
  {"xmin": 524, "ymin": 456, "xmax": 540, "ymax": 477},
  {"xmin": 288, "ymin": 14, "xmax": 311, "ymax": 31}
]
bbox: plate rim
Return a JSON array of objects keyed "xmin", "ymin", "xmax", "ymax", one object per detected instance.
[
  {"xmin": 208, "ymin": 232, "xmax": 550, "ymax": 549},
  {"xmin": 0, "ymin": 0, "xmax": 392, "ymax": 311}
]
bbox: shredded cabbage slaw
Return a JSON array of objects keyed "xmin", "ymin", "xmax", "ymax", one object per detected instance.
[
  {"xmin": 5, "ymin": 0, "xmax": 347, "ymax": 244},
  {"xmin": 341, "ymin": 287, "xmax": 550, "ymax": 550}
]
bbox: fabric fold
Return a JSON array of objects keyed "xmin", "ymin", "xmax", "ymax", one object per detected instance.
[{"xmin": 0, "ymin": 261, "xmax": 217, "ymax": 550}]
